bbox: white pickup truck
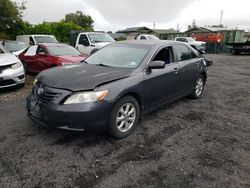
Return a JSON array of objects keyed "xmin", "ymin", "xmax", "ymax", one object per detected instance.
[
  {"xmin": 174, "ymin": 37, "xmax": 206, "ymax": 51},
  {"xmin": 75, "ymin": 32, "xmax": 115, "ymax": 55}
]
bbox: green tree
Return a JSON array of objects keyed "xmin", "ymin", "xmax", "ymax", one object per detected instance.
[
  {"xmin": 65, "ymin": 11, "xmax": 93, "ymax": 31},
  {"xmin": 29, "ymin": 21, "xmax": 83, "ymax": 43},
  {"xmin": 0, "ymin": 0, "xmax": 26, "ymax": 39}
]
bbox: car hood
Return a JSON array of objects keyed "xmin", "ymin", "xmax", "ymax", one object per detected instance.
[
  {"xmin": 56, "ymin": 55, "xmax": 88, "ymax": 64},
  {"xmin": 0, "ymin": 53, "xmax": 20, "ymax": 66},
  {"xmin": 94, "ymin": 42, "xmax": 112, "ymax": 48},
  {"xmin": 37, "ymin": 63, "xmax": 132, "ymax": 91},
  {"xmin": 190, "ymin": 41, "xmax": 206, "ymax": 46}
]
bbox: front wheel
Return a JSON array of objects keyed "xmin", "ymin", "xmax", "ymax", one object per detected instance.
[
  {"xmin": 190, "ymin": 76, "xmax": 205, "ymax": 99},
  {"xmin": 108, "ymin": 96, "xmax": 140, "ymax": 139}
]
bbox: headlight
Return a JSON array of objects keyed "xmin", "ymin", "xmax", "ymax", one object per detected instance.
[
  {"xmin": 64, "ymin": 90, "xmax": 108, "ymax": 104},
  {"xmin": 33, "ymin": 78, "xmax": 38, "ymax": 86},
  {"xmin": 11, "ymin": 61, "xmax": 22, "ymax": 69},
  {"xmin": 203, "ymin": 60, "xmax": 207, "ymax": 66}
]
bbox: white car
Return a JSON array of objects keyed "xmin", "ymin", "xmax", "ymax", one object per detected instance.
[
  {"xmin": 0, "ymin": 44, "xmax": 25, "ymax": 89},
  {"xmin": 75, "ymin": 32, "xmax": 115, "ymax": 55},
  {"xmin": 174, "ymin": 37, "xmax": 206, "ymax": 51},
  {"xmin": 136, "ymin": 34, "xmax": 159, "ymax": 40}
]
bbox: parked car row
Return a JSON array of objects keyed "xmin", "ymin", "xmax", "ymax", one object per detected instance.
[
  {"xmin": 1, "ymin": 32, "xmax": 212, "ymax": 139},
  {"xmin": 1, "ymin": 32, "xmax": 208, "ymax": 90}
]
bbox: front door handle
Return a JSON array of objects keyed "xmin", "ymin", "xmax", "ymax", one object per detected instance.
[{"xmin": 174, "ymin": 67, "xmax": 179, "ymax": 74}]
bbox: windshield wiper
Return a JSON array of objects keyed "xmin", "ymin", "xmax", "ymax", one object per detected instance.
[
  {"xmin": 81, "ymin": 60, "xmax": 88, "ymax": 64},
  {"xmin": 95, "ymin": 63, "xmax": 111, "ymax": 67}
]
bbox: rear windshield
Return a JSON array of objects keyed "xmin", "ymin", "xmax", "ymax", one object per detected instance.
[
  {"xmin": 34, "ymin": 36, "xmax": 58, "ymax": 43},
  {"xmin": 85, "ymin": 43, "xmax": 151, "ymax": 68},
  {"xmin": 47, "ymin": 45, "xmax": 81, "ymax": 56},
  {"xmin": 147, "ymin": 35, "xmax": 159, "ymax": 40}
]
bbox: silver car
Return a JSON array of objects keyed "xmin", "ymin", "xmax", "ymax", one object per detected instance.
[
  {"xmin": 0, "ymin": 44, "xmax": 25, "ymax": 89},
  {"xmin": 174, "ymin": 37, "xmax": 206, "ymax": 51}
]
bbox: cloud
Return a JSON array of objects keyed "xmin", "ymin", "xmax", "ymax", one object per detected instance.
[
  {"xmin": 16, "ymin": 0, "xmax": 250, "ymax": 31},
  {"xmin": 84, "ymin": 0, "xmax": 196, "ymax": 26}
]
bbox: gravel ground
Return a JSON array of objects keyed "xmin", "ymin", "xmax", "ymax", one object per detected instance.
[
  {"xmin": 0, "ymin": 54, "xmax": 249, "ymax": 188},
  {"xmin": 0, "ymin": 75, "xmax": 34, "ymax": 102}
]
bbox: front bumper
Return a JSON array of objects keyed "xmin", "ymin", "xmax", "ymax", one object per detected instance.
[
  {"xmin": 26, "ymin": 85, "xmax": 114, "ymax": 132},
  {"xmin": 0, "ymin": 66, "xmax": 25, "ymax": 89}
]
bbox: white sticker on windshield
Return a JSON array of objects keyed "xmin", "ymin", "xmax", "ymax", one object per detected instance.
[{"xmin": 130, "ymin": 62, "xmax": 137, "ymax": 66}]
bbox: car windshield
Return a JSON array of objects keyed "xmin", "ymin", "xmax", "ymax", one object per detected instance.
[
  {"xmin": 34, "ymin": 36, "xmax": 58, "ymax": 43},
  {"xmin": 47, "ymin": 45, "xmax": 81, "ymax": 56},
  {"xmin": 88, "ymin": 34, "xmax": 115, "ymax": 43},
  {"xmin": 85, "ymin": 43, "xmax": 151, "ymax": 68},
  {"xmin": 147, "ymin": 35, "xmax": 159, "ymax": 40},
  {"xmin": 188, "ymin": 37, "xmax": 196, "ymax": 42},
  {"xmin": 5, "ymin": 41, "xmax": 27, "ymax": 52}
]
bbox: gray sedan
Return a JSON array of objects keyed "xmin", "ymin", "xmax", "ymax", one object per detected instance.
[{"xmin": 27, "ymin": 40, "xmax": 208, "ymax": 139}]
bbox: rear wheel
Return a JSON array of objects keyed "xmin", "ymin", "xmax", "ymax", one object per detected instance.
[
  {"xmin": 108, "ymin": 96, "xmax": 140, "ymax": 139},
  {"xmin": 190, "ymin": 76, "xmax": 205, "ymax": 99}
]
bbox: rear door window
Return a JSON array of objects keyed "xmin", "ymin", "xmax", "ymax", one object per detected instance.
[
  {"xmin": 140, "ymin": 36, "xmax": 147, "ymax": 40},
  {"xmin": 173, "ymin": 44, "xmax": 192, "ymax": 61},
  {"xmin": 176, "ymin": 38, "xmax": 183, "ymax": 42}
]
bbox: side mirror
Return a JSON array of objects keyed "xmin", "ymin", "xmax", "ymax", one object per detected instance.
[
  {"xmin": 38, "ymin": 52, "xmax": 47, "ymax": 56},
  {"xmin": 198, "ymin": 50, "xmax": 206, "ymax": 54},
  {"xmin": 148, "ymin": 61, "xmax": 165, "ymax": 70}
]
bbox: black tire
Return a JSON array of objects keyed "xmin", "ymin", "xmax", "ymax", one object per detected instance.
[
  {"xmin": 190, "ymin": 75, "xmax": 205, "ymax": 99},
  {"xmin": 108, "ymin": 96, "xmax": 140, "ymax": 139},
  {"xmin": 232, "ymin": 50, "xmax": 240, "ymax": 55}
]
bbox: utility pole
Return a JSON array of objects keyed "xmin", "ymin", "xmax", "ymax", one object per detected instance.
[
  {"xmin": 153, "ymin": 22, "xmax": 156, "ymax": 30},
  {"xmin": 219, "ymin": 10, "xmax": 223, "ymax": 27}
]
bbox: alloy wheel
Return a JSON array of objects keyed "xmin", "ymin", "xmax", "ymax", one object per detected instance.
[{"xmin": 116, "ymin": 103, "xmax": 136, "ymax": 132}]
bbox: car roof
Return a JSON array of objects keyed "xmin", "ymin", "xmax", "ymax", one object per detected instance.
[
  {"xmin": 80, "ymin": 32, "xmax": 107, "ymax": 35},
  {"xmin": 38, "ymin": 43, "xmax": 70, "ymax": 47},
  {"xmin": 117, "ymin": 40, "xmax": 179, "ymax": 46},
  {"xmin": 17, "ymin": 35, "xmax": 55, "ymax": 37}
]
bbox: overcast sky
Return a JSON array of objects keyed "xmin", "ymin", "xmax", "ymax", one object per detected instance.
[{"xmin": 16, "ymin": 0, "xmax": 250, "ymax": 32}]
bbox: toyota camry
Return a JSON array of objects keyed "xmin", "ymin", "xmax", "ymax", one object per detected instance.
[{"xmin": 26, "ymin": 40, "xmax": 208, "ymax": 139}]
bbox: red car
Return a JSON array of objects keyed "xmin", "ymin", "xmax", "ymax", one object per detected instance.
[{"xmin": 19, "ymin": 43, "xmax": 88, "ymax": 73}]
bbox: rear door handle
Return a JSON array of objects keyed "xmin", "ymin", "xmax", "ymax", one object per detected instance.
[{"xmin": 174, "ymin": 67, "xmax": 179, "ymax": 74}]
